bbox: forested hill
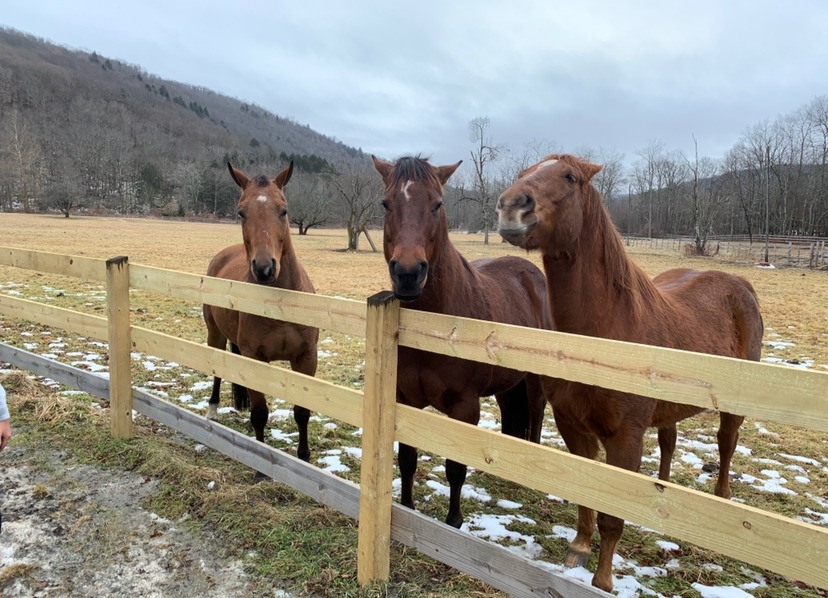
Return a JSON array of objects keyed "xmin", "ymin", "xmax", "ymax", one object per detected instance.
[{"xmin": 0, "ymin": 27, "xmax": 369, "ymax": 216}]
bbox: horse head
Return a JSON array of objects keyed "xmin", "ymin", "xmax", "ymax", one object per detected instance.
[
  {"xmin": 228, "ymin": 161, "xmax": 294, "ymax": 284},
  {"xmin": 373, "ymin": 155, "xmax": 461, "ymax": 300},
  {"xmin": 497, "ymin": 154, "xmax": 602, "ymax": 252}
]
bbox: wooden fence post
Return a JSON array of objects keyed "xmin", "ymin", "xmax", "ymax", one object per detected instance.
[
  {"xmin": 106, "ymin": 256, "xmax": 133, "ymax": 438},
  {"xmin": 358, "ymin": 291, "xmax": 400, "ymax": 586}
]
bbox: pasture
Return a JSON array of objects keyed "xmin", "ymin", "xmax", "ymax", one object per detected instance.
[{"xmin": 1, "ymin": 212, "xmax": 827, "ymax": 597}]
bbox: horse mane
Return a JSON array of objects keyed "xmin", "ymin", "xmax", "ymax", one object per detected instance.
[
  {"xmin": 575, "ymin": 159, "xmax": 661, "ymax": 315},
  {"xmin": 253, "ymin": 175, "xmax": 270, "ymax": 188},
  {"xmin": 386, "ymin": 155, "xmax": 441, "ymax": 190}
]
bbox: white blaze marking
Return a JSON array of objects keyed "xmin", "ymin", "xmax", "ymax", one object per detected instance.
[
  {"xmin": 534, "ymin": 159, "xmax": 558, "ymax": 170},
  {"xmin": 402, "ymin": 180, "xmax": 413, "ymax": 201},
  {"xmin": 257, "ymin": 194, "xmax": 267, "ymax": 203}
]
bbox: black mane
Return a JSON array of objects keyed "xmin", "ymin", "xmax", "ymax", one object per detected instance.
[{"xmin": 389, "ymin": 155, "xmax": 438, "ymax": 187}]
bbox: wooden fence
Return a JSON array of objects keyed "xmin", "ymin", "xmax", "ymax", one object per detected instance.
[
  {"xmin": 1, "ymin": 246, "xmax": 828, "ymax": 597},
  {"xmin": 623, "ymin": 234, "xmax": 828, "ymax": 267}
]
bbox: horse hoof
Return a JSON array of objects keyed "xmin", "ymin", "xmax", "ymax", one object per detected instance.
[
  {"xmin": 445, "ymin": 514, "xmax": 463, "ymax": 529},
  {"xmin": 253, "ymin": 471, "xmax": 269, "ymax": 481},
  {"xmin": 564, "ymin": 548, "xmax": 590, "ymax": 568},
  {"xmin": 591, "ymin": 573, "xmax": 614, "ymax": 593}
]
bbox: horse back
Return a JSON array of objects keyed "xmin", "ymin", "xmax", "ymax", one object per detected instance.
[
  {"xmin": 653, "ymin": 268, "xmax": 764, "ymax": 361},
  {"xmin": 473, "ymin": 255, "xmax": 551, "ymax": 331},
  {"xmin": 206, "ymin": 244, "xmax": 248, "ymax": 280}
]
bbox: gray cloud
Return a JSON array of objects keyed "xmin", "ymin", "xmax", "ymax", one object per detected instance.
[{"xmin": 4, "ymin": 0, "xmax": 827, "ymax": 173}]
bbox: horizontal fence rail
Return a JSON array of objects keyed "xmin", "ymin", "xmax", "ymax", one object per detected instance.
[{"xmin": 1, "ymin": 246, "xmax": 827, "ymax": 593}]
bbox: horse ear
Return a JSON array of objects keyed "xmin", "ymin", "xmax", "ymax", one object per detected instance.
[
  {"xmin": 274, "ymin": 161, "xmax": 294, "ymax": 189},
  {"xmin": 436, "ymin": 160, "xmax": 462, "ymax": 185},
  {"xmin": 582, "ymin": 161, "xmax": 603, "ymax": 181},
  {"xmin": 372, "ymin": 155, "xmax": 393, "ymax": 182},
  {"xmin": 228, "ymin": 163, "xmax": 248, "ymax": 189}
]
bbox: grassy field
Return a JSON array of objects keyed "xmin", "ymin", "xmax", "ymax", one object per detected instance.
[{"xmin": 1, "ymin": 213, "xmax": 827, "ymax": 597}]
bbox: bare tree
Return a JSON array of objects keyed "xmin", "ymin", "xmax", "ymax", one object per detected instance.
[
  {"xmin": 503, "ymin": 139, "xmax": 561, "ymax": 181},
  {"xmin": 576, "ymin": 146, "xmax": 626, "ymax": 208},
  {"xmin": 0, "ymin": 109, "xmax": 43, "ymax": 212},
  {"xmin": 288, "ymin": 171, "xmax": 334, "ymax": 235},
  {"xmin": 172, "ymin": 161, "xmax": 204, "ymax": 214},
  {"xmin": 467, "ymin": 116, "xmax": 504, "ymax": 244},
  {"xmin": 684, "ymin": 135, "xmax": 727, "ymax": 254},
  {"xmin": 329, "ymin": 162, "xmax": 380, "ymax": 251},
  {"xmin": 631, "ymin": 140, "xmax": 665, "ymax": 237}
]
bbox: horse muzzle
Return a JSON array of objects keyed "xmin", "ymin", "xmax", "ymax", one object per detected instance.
[
  {"xmin": 251, "ymin": 258, "xmax": 279, "ymax": 283},
  {"xmin": 389, "ymin": 259, "xmax": 428, "ymax": 301},
  {"xmin": 498, "ymin": 224, "xmax": 532, "ymax": 248}
]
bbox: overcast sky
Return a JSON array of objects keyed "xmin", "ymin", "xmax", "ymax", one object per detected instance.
[{"xmin": 3, "ymin": 1, "xmax": 827, "ymax": 172}]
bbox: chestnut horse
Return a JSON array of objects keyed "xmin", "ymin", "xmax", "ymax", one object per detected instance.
[
  {"xmin": 203, "ymin": 162, "xmax": 318, "ymax": 463},
  {"xmin": 373, "ymin": 155, "xmax": 551, "ymax": 528},
  {"xmin": 497, "ymin": 154, "xmax": 763, "ymax": 592}
]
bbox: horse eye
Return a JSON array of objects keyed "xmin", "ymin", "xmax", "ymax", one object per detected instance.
[
  {"xmin": 432, "ymin": 201, "xmax": 443, "ymax": 213},
  {"xmin": 565, "ymin": 173, "xmax": 577, "ymax": 184},
  {"xmin": 381, "ymin": 200, "xmax": 390, "ymax": 211},
  {"xmin": 280, "ymin": 208, "xmax": 288, "ymax": 218},
  {"xmin": 237, "ymin": 210, "xmax": 246, "ymax": 219}
]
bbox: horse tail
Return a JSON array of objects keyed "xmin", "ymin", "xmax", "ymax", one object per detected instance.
[{"xmin": 230, "ymin": 343, "xmax": 251, "ymax": 411}]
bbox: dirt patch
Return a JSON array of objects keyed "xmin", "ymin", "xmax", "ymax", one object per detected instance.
[{"xmin": 0, "ymin": 444, "xmax": 280, "ymax": 597}]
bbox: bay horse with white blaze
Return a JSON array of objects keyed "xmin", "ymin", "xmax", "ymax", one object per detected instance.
[
  {"xmin": 497, "ymin": 154, "xmax": 763, "ymax": 592},
  {"xmin": 203, "ymin": 162, "xmax": 318, "ymax": 464},
  {"xmin": 373, "ymin": 155, "xmax": 551, "ymax": 528}
]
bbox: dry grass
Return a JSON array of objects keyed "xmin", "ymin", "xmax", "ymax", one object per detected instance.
[{"xmin": 1, "ymin": 213, "xmax": 828, "ymax": 597}]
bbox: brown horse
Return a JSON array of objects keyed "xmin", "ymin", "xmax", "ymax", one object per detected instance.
[
  {"xmin": 373, "ymin": 155, "xmax": 551, "ymax": 528},
  {"xmin": 203, "ymin": 162, "xmax": 318, "ymax": 463},
  {"xmin": 497, "ymin": 154, "xmax": 764, "ymax": 592}
]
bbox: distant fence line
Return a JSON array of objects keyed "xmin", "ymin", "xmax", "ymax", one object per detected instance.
[
  {"xmin": 623, "ymin": 234, "xmax": 828, "ymax": 267},
  {"xmin": 1, "ymin": 246, "xmax": 828, "ymax": 596}
]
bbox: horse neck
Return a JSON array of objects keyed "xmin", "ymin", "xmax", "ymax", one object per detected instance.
[
  {"xmin": 542, "ymin": 187, "xmax": 658, "ymax": 335},
  {"xmin": 273, "ymin": 235, "xmax": 304, "ymax": 287},
  {"xmin": 410, "ymin": 233, "xmax": 476, "ymax": 314}
]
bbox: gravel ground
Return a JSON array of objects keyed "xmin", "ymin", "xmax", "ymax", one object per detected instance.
[{"xmin": 0, "ymin": 445, "xmax": 270, "ymax": 598}]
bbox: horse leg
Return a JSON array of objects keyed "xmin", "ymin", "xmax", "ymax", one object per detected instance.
[
  {"xmin": 293, "ymin": 405, "xmax": 311, "ymax": 462},
  {"xmin": 205, "ymin": 314, "xmax": 226, "ymax": 421},
  {"xmin": 495, "ymin": 379, "xmax": 529, "ymax": 440},
  {"xmin": 444, "ymin": 458, "xmax": 467, "ymax": 528},
  {"xmin": 248, "ymin": 387, "xmax": 270, "ymax": 479},
  {"xmin": 290, "ymin": 350, "xmax": 318, "ymax": 463},
  {"xmin": 657, "ymin": 425, "xmax": 677, "ymax": 481},
  {"xmin": 444, "ymin": 394, "xmax": 480, "ymax": 528},
  {"xmin": 248, "ymin": 388, "xmax": 268, "ymax": 443},
  {"xmin": 715, "ymin": 412, "xmax": 744, "ymax": 499},
  {"xmin": 554, "ymin": 408, "xmax": 600, "ymax": 568},
  {"xmin": 206, "ymin": 376, "xmax": 222, "ymax": 420},
  {"xmin": 591, "ymin": 431, "xmax": 646, "ymax": 593},
  {"xmin": 525, "ymin": 374, "xmax": 546, "ymax": 444},
  {"xmin": 229, "ymin": 343, "xmax": 250, "ymax": 411},
  {"xmin": 399, "ymin": 442, "xmax": 418, "ymax": 510}
]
